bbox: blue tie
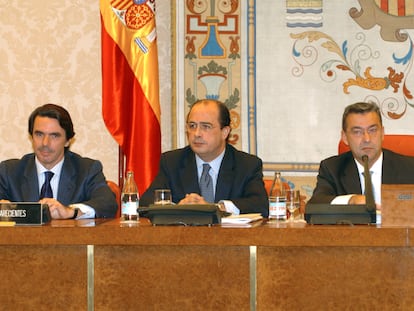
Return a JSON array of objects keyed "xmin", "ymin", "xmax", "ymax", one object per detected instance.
[
  {"xmin": 40, "ymin": 171, "xmax": 54, "ymax": 199},
  {"xmin": 200, "ymin": 163, "xmax": 214, "ymax": 203}
]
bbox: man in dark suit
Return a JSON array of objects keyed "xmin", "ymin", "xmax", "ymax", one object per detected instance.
[
  {"xmin": 0, "ymin": 104, "xmax": 117, "ymax": 219},
  {"xmin": 308, "ymin": 102, "xmax": 414, "ymax": 212},
  {"xmin": 140, "ymin": 99, "xmax": 268, "ymax": 217}
]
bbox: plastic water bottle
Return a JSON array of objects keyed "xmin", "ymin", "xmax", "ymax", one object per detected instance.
[
  {"xmin": 121, "ymin": 171, "xmax": 139, "ymax": 222},
  {"xmin": 269, "ymin": 172, "xmax": 286, "ymax": 220}
]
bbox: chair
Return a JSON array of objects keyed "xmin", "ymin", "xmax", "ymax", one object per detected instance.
[
  {"xmin": 263, "ymin": 179, "xmax": 273, "ymax": 195},
  {"xmin": 263, "ymin": 178, "xmax": 290, "ymax": 195},
  {"xmin": 107, "ymin": 180, "xmax": 121, "ymax": 217},
  {"xmin": 338, "ymin": 135, "xmax": 414, "ymax": 157}
]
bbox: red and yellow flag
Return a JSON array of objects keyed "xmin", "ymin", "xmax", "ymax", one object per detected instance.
[{"xmin": 100, "ymin": 0, "xmax": 160, "ymax": 193}]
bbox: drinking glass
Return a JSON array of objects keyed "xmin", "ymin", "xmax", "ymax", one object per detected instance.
[
  {"xmin": 154, "ymin": 189, "xmax": 172, "ymax": 205},
  {"xmin": 286, "ymin": 190, "xmax": 300, "ymax": 222}
]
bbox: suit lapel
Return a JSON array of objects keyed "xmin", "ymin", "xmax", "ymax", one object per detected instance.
[
  {"xmin": 340, "ymin": 155, "xmax": 362, "ymax": 194},
  {"xmin": 179, "ymin": 150, "xmax": 200, "ymax": 194},
  {"xmin": 215, "ymin": 146, "xmax": 234, "ymax": 200},
  {"xmin": 382, "ymin": 150, "xmax": 397, "ymax": 183},
  {"xmin": 57, "ymin": 153, "xmax": 76, "ymax": 203},
  {"xmin": 22, "ymin": 156, "xmax": 41, "ymax": 201}
]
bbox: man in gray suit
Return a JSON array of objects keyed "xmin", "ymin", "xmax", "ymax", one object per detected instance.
[
  {"xmin": 0, "ymin": 104, "xmax": 117, "ymax": 219},
  {"xmin": 308, "ymin": 102, "xmax": 414, "ymax": 210},
  {"xmin": 140, "ymin": 99, "xmax": 268, "ymax": 217}
]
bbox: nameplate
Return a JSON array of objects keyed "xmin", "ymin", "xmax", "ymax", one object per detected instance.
[
  {"xmin": 382, "ymin": 184, "xmax": 414, "ymax": 227},
  {"xmin": 0, "ymin": 202, "xmax": 51, "ymax": 225}
]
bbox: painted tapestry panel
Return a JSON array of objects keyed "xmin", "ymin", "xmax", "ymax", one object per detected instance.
[
  {"xmin": 182, "ymin": 0, "xmax": 242, "ymax": 149},
  {"xmin": 256, "ymin": 0, "xmax": 414, "ymax": 169}
]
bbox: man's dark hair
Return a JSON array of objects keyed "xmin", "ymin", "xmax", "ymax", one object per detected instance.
[
  {"xmin": 215, "ymin": 100, "xmax": 231, "ymax": 129},
  {"xmin": 342, "ymin": 102, "xmax": 382, "ymax": 131},
  {"xmin": 28, "ymin": 104, "xmax": 75, "ymax": 140},
  {"xmin": 188, "ymin": 99, "xmax": 231, "ymax": 129}
]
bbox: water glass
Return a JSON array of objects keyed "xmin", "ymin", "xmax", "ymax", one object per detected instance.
[
  {"xmin": 286, "ymin": 190, "xmax": 300, "ymax": 222},
  {"xmin": 154, "ymin": 189, "xmax": 172, "ymax": 205}
]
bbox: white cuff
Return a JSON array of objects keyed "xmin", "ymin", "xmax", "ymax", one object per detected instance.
[
  {"xmin": 330, "ymin": 194, "xmax": 355, "ymax": 205},
  {"xmin": 69, "ymin": 203, "xmax": 95, "ymax": 219},
  {"xmin": 219, "ymin": 200, "xmax": 240, "ymax": 215}
]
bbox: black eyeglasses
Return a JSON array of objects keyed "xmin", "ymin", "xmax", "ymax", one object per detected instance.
[
  {"xmin": 186, "ymin": 122, "xmax": 216, "ymax": 132},
  {"xmin": 348, "ymin": 126, "xmax": 379, "ymax": 137}
]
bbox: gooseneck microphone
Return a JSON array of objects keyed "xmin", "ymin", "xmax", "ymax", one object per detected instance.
[{"xmin": 362, "ymin": 155, "xmax": 376, "ymax": 212}]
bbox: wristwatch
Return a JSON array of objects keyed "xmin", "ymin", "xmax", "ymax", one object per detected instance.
[{"xmin": 71, "ymin": 208, "xmax": 79, "ymax": 219}]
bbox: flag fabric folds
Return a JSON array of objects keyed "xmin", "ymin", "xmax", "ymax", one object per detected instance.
[{"xmin": 100, "ymin": 0, "xmax": 161, "ymax": 194}]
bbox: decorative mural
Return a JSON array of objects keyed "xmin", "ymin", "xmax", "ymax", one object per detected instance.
[
  {"xmin": 184, "ymin": 0, "xmax": 241, "ymax": 147},
  {"xmin": 352, "ymin": 0, "xmax": 414, "ymax": 42},
  {"xmin": 290, "ymin": 0, "xmax": 414, "ymax": 120},
  {"xmin": 286, "ymin": 0, "xmax": 323, "ymax": 28}
]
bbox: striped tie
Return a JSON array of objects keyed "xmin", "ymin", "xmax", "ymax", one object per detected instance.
[{"xmin": 199, "ymin": 163, "xmax": 214, "ymax": 203}]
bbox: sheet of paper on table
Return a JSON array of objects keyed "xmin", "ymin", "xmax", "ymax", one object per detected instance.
[{"xmin": 221, "ymin": 213, "xmax": 263, "ymax": 227}]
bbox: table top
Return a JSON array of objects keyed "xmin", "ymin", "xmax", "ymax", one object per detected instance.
[{"xmin": 0, "ymin": 217, "xmax": 413, "ymax": 247}]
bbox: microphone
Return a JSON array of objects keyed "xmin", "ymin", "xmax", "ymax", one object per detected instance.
[
  {"xmin": 304, "ymin": 155, "xmax": 377, "ymax": 224},
  {"xmin": 362, "ymin": 155, "xmax": 376, "ymax": 212}
]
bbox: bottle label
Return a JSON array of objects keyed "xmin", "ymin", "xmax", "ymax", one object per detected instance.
[
  {"xmin": 122, "ymin": 201, "xmax": 138, "ymax": 216},
  {"xmin": 269, "ymin": 197, "xmax": 286, "ymax": 219}
]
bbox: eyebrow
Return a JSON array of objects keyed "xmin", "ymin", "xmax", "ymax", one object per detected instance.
[
  {"xmin": 350, "ymin": 124, "xmax": 379, "ymax": 129},
  {"xmin": 33, "ymin": 130, "xmax": 62, "ymax": 136}
]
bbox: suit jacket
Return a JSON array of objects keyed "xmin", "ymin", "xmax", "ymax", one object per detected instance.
[
  {"xmin": 140, "ymin": 144, "xmax": 269, "ymax": 217},
  {"xmin": 0, "ymin": 151, "xmax": 117, "ymax": 218},
  {"xmin": 308, "ymin": 149, "xmax": 414, "ymax": 204}
]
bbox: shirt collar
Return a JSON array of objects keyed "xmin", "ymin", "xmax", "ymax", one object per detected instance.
[
  {"xmin": 195, "ymin": 149, "xmax": 226, "ymax": 177},
  {"xmin": 35, "ymin": 157, "xmax": 65, "ymax": 176},
  {"xmin": 355, "ymin": 152, "xmax": 383, "ymax": 176}
]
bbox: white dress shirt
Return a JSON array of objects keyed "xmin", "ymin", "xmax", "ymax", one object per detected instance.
[{"xmin": 356, "ymin": 154, "xmax": 382, "ymax": 205}]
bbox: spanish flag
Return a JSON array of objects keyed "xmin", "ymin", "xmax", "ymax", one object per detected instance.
[{"xmin": 100, "ymin": 0, "xmax": 160, "ymax": 193}]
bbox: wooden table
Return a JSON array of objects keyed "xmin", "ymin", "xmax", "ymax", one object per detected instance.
[{"xmin": 1, "ymin": 218, "xmax": 413, "ymax": 310}]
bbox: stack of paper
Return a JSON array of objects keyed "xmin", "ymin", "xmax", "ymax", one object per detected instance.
[{"xmin": 221, "ymin": 213, "xmax": 263, "ymax": 227}]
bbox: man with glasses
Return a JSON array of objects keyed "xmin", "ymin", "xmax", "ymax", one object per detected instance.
[
  {"xmin": 140, "ymin": 99, "xmax": 269, "ymax": 216},
  {"xmin": 308, "ymin": 101, "xmax": 414, "ymax": 212}
]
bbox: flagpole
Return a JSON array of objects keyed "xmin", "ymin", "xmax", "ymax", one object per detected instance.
[{"xmin": 118, "ymin": 146, "xmax": 125, "ymax": 191}]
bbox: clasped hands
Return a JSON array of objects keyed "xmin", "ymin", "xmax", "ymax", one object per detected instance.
[
  {"xmin": 349, "ymin": 195, "xmax": 381, "ymax": 211},
  {"xmin": 178, "ymin": 193, "xmax": 226, "ymax": 212},
  {"xmin": 0, "ymin": 198, "xmax": 77, "ymax": 219},
  {"xmin": 178, "ymin": 193, "xmax": 209, "ymax": 205}
]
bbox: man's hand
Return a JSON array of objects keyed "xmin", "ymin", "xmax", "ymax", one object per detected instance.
[
  {"xmin": 178, "ymin": 193, "xmax": 209, "ymax": 205},
  {"xmin": 39, "ymin": 198, "xmax": 80, "ymax": 219},
  {"xmin": 348, "ymin": 194, "xmax": 366, "ymax": 205}
]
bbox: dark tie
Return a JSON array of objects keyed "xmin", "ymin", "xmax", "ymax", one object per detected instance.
[
  {"xmin": 200, "ymin": 163, "xmax": 214, "ymax": 203},
  {"xmin": 40, "ymin": 171, "xmax": 54, "ymax": 199}
]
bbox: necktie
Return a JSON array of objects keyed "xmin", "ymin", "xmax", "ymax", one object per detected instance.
[
  {"xmin": 200, "ymin": 163, "xmax": 214, "ymax": 203},
  {"xmin": 40, "ymin": 171, "xmax": 54, "ymax": 199}
]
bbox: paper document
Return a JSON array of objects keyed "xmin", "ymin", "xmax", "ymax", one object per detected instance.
[{"xmin": 221, "ymin": 213, "xmax": 263, "ymax": 225}]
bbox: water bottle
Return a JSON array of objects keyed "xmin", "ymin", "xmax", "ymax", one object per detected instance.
[
  {"xmin": 121, "ymin": 171, "xmax": 139, "ymax": 222},
  {"xmin": 269, "ymin": 171, "xmax": 286, "ymax": 220}
]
